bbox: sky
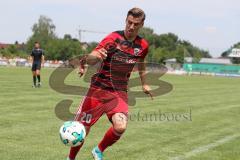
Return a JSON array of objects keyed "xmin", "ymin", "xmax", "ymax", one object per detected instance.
[{"xmin": 0, "ymin": 0, "xmax": 239, "ymax": 57}]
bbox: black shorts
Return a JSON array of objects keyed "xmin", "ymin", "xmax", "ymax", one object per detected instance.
[{"xmin": 32, "ymin": 62, "xmax": 41, "ymax": 71}]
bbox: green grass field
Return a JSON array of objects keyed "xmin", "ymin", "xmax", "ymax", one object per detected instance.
[{"xmin": 0, "ymin": 66, "xmax": 240, "ymax": 160}]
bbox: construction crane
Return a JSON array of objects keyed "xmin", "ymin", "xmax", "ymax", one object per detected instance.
[{"xmin": 78, "ymin": 27, "xmax": 108, "ymax": 42}]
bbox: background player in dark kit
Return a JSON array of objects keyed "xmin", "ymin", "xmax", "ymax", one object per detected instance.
[{"xmin": 30, "ymin": 42, "xmax": 44, "ymax": 88}]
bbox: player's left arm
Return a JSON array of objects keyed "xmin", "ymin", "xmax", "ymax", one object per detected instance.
[
  {"xmin": 41, "ymin": 50, "xmax": 45, "ymax": 67},
  {"xmin": 138, "ymin": 58, "xmax": 153, "ymax": 100},
  {"xmin": 30, "ymin": 50, "xmax": 34, "ymax": 63}
]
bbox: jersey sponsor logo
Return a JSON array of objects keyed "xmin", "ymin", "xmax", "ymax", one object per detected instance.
[
  {"xmin": 112, "ymin": 55, "xmax": 137, "ymax": 64},
  {"xmin": 134, "ymin": 48, "xmax": 141, "ymax": 56}
]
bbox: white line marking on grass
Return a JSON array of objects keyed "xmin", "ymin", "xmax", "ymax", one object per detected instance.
[{"xmin": 169, "ymin": 134, "xmax": 240, "ymax": 160}]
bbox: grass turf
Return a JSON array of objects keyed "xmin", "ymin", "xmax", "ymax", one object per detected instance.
[{"xmin": 0, "ymin": 66, "xmax": 239, "ymax": 160}]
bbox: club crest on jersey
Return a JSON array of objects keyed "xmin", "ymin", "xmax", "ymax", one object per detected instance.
[{"xmin": 134, "ymin": 48, "xmax": 141, "ymax": 56}]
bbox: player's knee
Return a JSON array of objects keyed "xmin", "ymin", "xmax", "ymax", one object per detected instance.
[
  {"xmin": 112, "ymin": 113, "xmax": 128, "ymax": 134},
  {"xmin": 113, "ymin": 123, "xmax": 127, "ymax": 134}
]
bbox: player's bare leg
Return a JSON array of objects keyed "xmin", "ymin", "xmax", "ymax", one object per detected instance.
[
  {"xmin": 67, "ymin": 126, "xmax": 90, "ymax": 160},
  {"xmin": 32, "ymin": 71, "xmax": 37, "ymax": 88},
  {"xmin": 92, "ymin": 113, "xmax": 128, "ymax": 160},
  {"xmin": 36, "ymin": 69, "xmax": 41, "ymax": 87},
  {"xmin": 112, "ymin": 112, "xmax": 128, "ymax": 134}
]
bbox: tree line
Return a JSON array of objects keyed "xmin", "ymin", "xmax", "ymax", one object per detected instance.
[
  {"xmin": 138, "ymin": 27, "xmax": 211, "ymax": 63},
  {"xmin": 1, "ymin": 15, "xmax": 239, "ymax": 64}
]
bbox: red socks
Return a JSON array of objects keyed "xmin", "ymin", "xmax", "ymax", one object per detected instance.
[
  {"xmin": 68, "ymin": 127, "xmax": 122, "ymax": 159},
  {"xmin": 98, "ymin": 127, "xmax": 122, "ymax": 152},
  {"xmin": 68, "ymin": 142, "xmax": 84, "ymax": 160}
]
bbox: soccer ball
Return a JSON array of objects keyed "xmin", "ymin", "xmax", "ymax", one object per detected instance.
[{"xmin": 59, "ymin": 121, "xmax": 86, "ymax": 147}]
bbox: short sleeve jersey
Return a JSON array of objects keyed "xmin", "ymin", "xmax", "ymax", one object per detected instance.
[
  {"xmin": 31, "ymin": 48, "xmax": 44, "ymax": 62},
  {"xmin": 91, "ymin": 31, "xmax": 149, "ymax": 91}
]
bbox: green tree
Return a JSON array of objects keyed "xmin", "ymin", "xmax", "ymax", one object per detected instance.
[
  {"xmin": 139, "ymin": 27, "xmax": 156, "ymax": 45},
  {"xmin": 63, "ymin": 34, "xmax": 72, "ymax": 41},
  {"xmin": 0, "ymin": 48, "xmax": 11, "ymax": 58},
  {"xmin": 45, "ymin": 39, "xmax": 83, "ymax": 60},
  {"xmin": 26, "ymin": 15, "xmax": 57, "ymax": 54},
  {"xmin": 157, "ymin": 33, "xmax": 178, "ymax": 50},
  {"xmin": 0, "ymin": 44, "xmax": 28, "ymax": 58},
  {"xmin": 7, "ymin": 45, "xmax": 18, "ymax": 54},
  {"xmin": 139, "ymin": 27, "xmax": 210, "ymax": 64}
]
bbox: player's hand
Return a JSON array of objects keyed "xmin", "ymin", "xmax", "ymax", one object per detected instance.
[
  {"xmin": 78, "ymin": 66, "xmax": 85, "ymax": 77},
  {"xmin": 142, "ymin": 84, "xmax": 153, "ymax": 100},
  {"xmin": 97, "ymin": 48, "xmax": 108, "ymax": 60}
]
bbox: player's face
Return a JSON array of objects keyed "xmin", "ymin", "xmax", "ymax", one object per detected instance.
[
  {"xmin": 124, "ymin": 15, "xmax": 144, "ymax": 40},
  {"xmin": 34, "ymin": 43, "xmax": 40, "ymax": 49}
]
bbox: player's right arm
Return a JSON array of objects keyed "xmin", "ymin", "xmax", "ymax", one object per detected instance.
[
  {"xmin": 86, "ymin": 48, "xmax": 107, "ymax": 65},
  {"xmin": 28, "ymin": 56, "xmax": 33, "ymax": 63},
  {"xmin": 30, "ymin": 50, "xmax": 34, "ymax": 63},
  {"xmin": 78, "ymin": 32, "xmax": 115, "ymax": 77},
  {"xmin": 78, "ymin": 48, "xmax": 107, "ymax": 77}
]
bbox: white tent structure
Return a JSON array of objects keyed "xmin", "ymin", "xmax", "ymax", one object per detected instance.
[{"xmin": 229, "ymin": 48, "xmax": 240, "ymax": 58}]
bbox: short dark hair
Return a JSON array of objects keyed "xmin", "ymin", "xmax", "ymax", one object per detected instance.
[{"xmin": 127, "ymin": 7, "xmax": 146, "ymax": 21}]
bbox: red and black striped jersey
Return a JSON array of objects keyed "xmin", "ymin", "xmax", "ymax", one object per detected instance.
[{"xmin": 91, "ymin": 30, "xmax": 149, "ymax": 92}]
